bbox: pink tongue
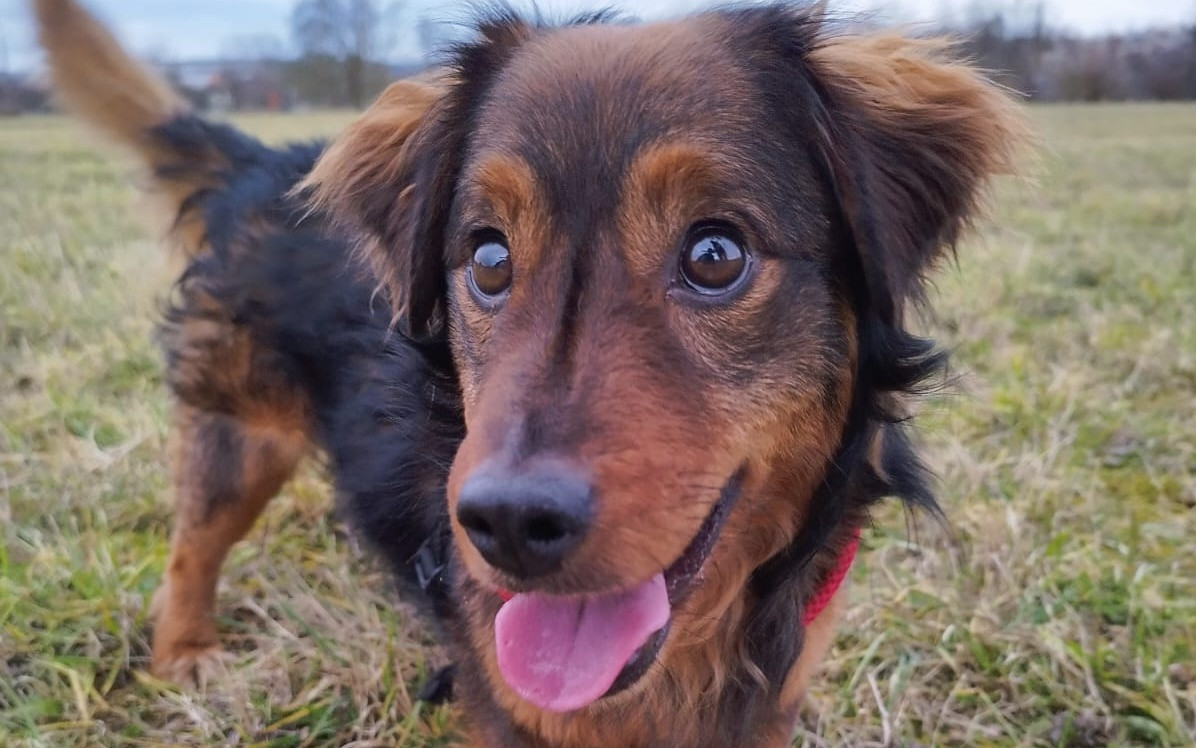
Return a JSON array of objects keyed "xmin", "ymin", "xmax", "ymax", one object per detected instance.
[{"xmin": 494, "ymin": 573, "xmax": 669, "ymax": 713}]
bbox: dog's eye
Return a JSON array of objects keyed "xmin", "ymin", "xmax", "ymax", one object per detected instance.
[
  {"xmin": 470, "ymin": 240, "xmax": 512, "ymax": 297},
  {"xmin": 679, "ymin": 227, "xmax": 748, "ymax": 294}
]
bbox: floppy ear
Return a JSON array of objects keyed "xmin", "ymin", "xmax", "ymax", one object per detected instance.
[
  {"xmin": 737, "ymin": 24, "xmax": 1028, "ymax": 697},
  {"xmin": 305, "ymin": 17, "xmax": 534, "ymax": 339},
  {"xmin": 303, "ymin": 77, "xmax": 445, "ymax": 335},
  {"xmin": 806, "ymin": 33, "xmax": 1028, "ymax": 324}
]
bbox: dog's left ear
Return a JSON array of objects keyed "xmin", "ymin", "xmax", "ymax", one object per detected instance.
[
  {"xmin": 305, "ymin": 13, "xmax": 532, "ymax": 339},
  {"xmin": 805, "ymin": 31, "xmax": 1028, "ymax": 323},
  {"xmin": 303, "ymin": 77, "xmax": 447, "ymax": 336}
]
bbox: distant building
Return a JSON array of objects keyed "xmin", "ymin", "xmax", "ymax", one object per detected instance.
[
  {"xmin": 162, "ymin": 59, "xmax": 295, "ymax": 112},
  {"xmin": 11, "ymin": 54, "xmax": 431, "ymax": 116},
  {"xmin": 160, "ymin": 58, "xmax": 425, "ymax": 112}
]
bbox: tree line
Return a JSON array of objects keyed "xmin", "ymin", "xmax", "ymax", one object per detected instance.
[
  {"xmin": 4, "ymin": 0, "xmax": 1195, "ymax": 115},
  {"xmin": 201, "ymin": 0, "xmax": 1196, "ymax": 108},
  {"xmin": 951, "ymin": 2, "xmax": 1196, "ymax": 101},
  {"xmin": 174, "ymin": 0, "xmax": 409, "ymax": 111}
]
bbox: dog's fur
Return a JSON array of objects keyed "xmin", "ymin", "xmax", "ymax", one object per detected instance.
[{"xmin": 36, "ymin": 0, "xmax": 1026, "ymax": 744}]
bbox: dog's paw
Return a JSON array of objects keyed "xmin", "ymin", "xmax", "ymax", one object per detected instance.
[
  {"xmin": 151, "ymin": 643, "xmax": 233, "ymax": 689},
  {"xmin": 149, "ymin": 581, "xmax": 230, "ymax": 689}
]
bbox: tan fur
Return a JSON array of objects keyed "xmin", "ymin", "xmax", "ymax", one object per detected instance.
[
  {"xmin": 150, "ymin": 406, "xmax": 307, "ymax": 686},
  {"xmin": 811, "ymin": 33, "xmax": 1030, "ymax": 311},
  {"xmin": 301, "ymin": 78, "xmax": 443, "ymax": 316},
  {"xmin": 34, "ymin": 0, "xmax": 186, "ymax": 152},
  {"xmin": 448, "ymin": 154, "xmax": 554, "ymax": 403},
  {"xmin": 460, "ymin": 155, "xmax": 545, "ymax": 238},
  {"xmin": 618, "ymin": 142, "xmax": 721, "ymax": 276},
  {"xmin": 302, "ymin": 78, "xmax": 441, "ymax": 200},
  {"xmin": 810, "ymin": 34, "xmax": 1028, "ymax": 179}
]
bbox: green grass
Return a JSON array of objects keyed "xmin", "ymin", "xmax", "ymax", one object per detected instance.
[{"xmin": 1, "ymin": 105, "xmax": 1193, "ymax": 746}]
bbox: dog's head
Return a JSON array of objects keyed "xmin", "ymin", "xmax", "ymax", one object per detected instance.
[{"xmin": 310, "ymin": 3, "xmax": 1023, "ymax": 720}]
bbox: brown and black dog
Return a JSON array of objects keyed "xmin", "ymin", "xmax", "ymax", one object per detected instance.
[{"xmin": 36, "ymin": 0, "xmax": 1025, "ymax": 744}]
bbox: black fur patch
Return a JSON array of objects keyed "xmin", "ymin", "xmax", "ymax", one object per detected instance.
[{"xmin": 149, "ymin": 114, "xmax": 464, "ymax": 614}]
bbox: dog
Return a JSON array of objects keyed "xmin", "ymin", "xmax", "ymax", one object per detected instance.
[{"xmin": 36, "ymin": 0, "xmax": 1025, "ymax": 744}]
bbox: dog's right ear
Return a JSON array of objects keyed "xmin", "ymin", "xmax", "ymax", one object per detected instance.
[
  {"xmin": 306, "ymin": 16, "xmax": 533, "ymax": 339},
  {"xmin": 304, "ymin": 77, "xmax": 446, "ymax": 337}
]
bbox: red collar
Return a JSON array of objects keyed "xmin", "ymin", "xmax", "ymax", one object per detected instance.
[
  {"xmin": 496, "ymin": 526, "xmax": 861, "ymax": 624},
  {"xmin": 801, "ymin": 526, "xmax": 860, "ymax": 626}
]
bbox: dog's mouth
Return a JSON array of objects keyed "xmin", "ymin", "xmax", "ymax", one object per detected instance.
[{"xmin": 492, "ymin": 469, "xmax": 744, "ymax": 713}]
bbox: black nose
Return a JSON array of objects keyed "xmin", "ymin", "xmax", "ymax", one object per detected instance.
[{"xmin": 456, "ymin": 464, "xmax": 592, "ymax": 578}]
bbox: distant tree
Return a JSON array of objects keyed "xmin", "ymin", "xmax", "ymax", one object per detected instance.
[
  {"xmin": 1188, "ymin": 24, "xmax": 1196, "ymax": 99},
  {"xmin": 286, "ymin": 52, "xmax": 344, "ymax": 107},
  {"xmin": 947, "ymin": 1, "xmax": 1053, "ymax": 98},
  {"xmin": 214, "ymin": 35, "xmax": 292, "ymax": 111},
  {"xmin": 290, "ymin": 0, "xmax": 402, "ymax": 108}
]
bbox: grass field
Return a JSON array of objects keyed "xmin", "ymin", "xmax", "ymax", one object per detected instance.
[{"xmin": 1, "ymin": 104, "xmax": 1193, "ymax": 747}]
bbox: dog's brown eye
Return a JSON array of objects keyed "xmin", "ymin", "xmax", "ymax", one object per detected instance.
[
  {"xmin": 680, "ymin": 229, "xmax": 747, "ymax": 294},
  {"xmin": 470, "ymin": 241, "xmax": 512, "ymax": 297}
]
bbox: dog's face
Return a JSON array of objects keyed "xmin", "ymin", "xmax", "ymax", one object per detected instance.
[
  {"xmin": 441, "ymin": 18, "xmax": 855, "ymax": 712},
  {"xmin": 311, "ymin": 4, "xmax": 1022, "ymax": 721},
  {"xmin": 446, "ymin": 17, "xmax": 849, "ymax": 595}
]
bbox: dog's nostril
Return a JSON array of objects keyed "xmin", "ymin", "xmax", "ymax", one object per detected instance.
[
  {"xmin": 525, "ymin": 514, "xmax": 569, "ymax": 544},
  {"xmin": 459, "ymin": 510, "xmax": 494, "ymax": 538}
]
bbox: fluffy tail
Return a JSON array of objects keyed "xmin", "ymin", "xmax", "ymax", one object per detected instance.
[
  {"xmin": 35, "ymin": 0, "xmax": 189, "ymax": 158},
  {"xmin": 34, "ymin": 0, "xmax": 265, "ymax": 255}
]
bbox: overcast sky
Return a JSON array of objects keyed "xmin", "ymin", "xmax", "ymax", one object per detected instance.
[{"xmin": 3, "ymin": 0, "xmax": 1194, "ymax": 72}]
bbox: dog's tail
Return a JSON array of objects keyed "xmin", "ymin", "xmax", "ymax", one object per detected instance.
[
  {"xmin": 35, "ymin": 0, "xmax": 265, "ymax": 256},
  {"xmin": 35, "ymin": 0, "xmax": 187, "ymax": 152}
]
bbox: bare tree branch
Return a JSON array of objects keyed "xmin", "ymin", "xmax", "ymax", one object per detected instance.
[{"xmin": 290, "ymin": 0, "xmax": 403, "ymax": 107}]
